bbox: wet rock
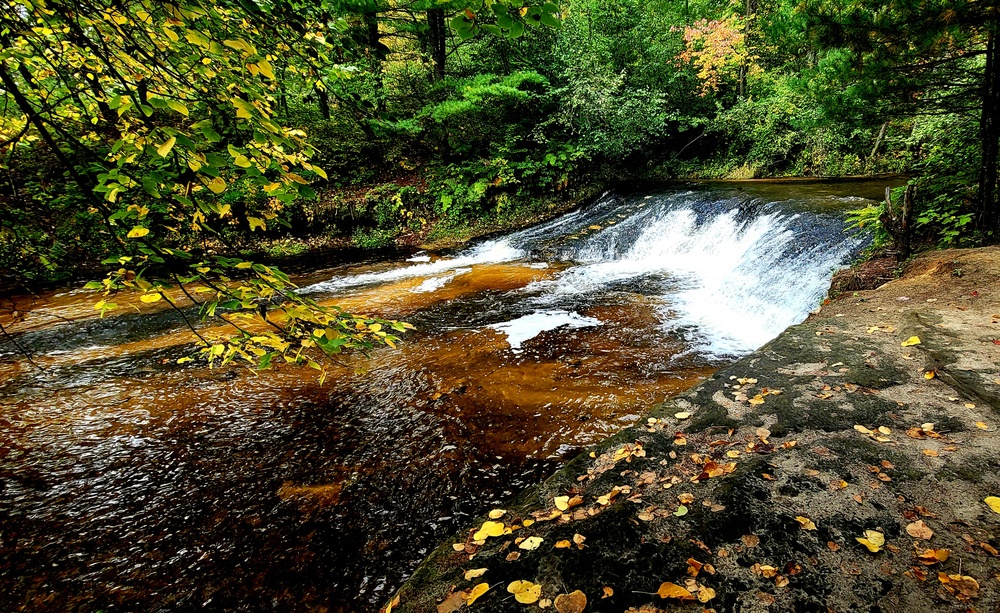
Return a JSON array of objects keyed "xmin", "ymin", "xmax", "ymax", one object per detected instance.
[{"xmin": 388, "ymin": 247, "xmax": 1000, "ymax": 613}]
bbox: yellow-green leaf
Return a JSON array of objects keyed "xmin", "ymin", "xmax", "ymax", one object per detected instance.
[
  {"xmin": 248, "ymin": 217, "xmax": 266, "ymax": 231},
  {"xmin": 257, "ymin": 59, "xmax": 275, "ymax": 79},
  {"xmin": 156, "ymin": 136, "xmax": 176, "ymax": 157},
  {"xmin": 166, "ymin": 100, "xmax": 189, "ymax": 116},
  {"xmin": 127, "ymin": 226, "xmax": 150, "ymax": 238},
  {"xmin": 207, "ymin": 177, "xmax": 226, "ymax": 194},
  {"xmin": 901, "ymin": 336, "xmax": 921, "ymax": 347},
  {"xmin": 140, "ymin": 293, "xmax": 162, "ymax": 303}
]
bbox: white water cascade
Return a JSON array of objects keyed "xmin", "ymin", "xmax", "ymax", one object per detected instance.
[{"xmin": 306, "ymin": 189, "xmax": 866, "ymax": 359}]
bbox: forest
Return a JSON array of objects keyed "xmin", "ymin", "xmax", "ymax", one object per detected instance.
[{"xmin": 1, "ymin": 0, "xmax": 998, "ymax": 367}]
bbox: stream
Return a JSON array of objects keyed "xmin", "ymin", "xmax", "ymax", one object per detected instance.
[{"xmin": 0, "ymin": 180, "xmax": 891, "ymax": 612}]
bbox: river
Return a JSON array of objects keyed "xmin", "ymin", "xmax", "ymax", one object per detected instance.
[{"xmin": 0, "ymin": 179, "xmax": 891, "ymax": 612}]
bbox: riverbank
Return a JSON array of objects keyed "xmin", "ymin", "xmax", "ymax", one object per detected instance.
[{"xmin": 386, "ymin": 245, "xmax": 1000, "ymax": 612}]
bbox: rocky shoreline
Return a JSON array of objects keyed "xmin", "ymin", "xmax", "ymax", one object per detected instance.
[{"xmin": 385, "ymin": 246, "xmax": 1000, "ymax": 613}]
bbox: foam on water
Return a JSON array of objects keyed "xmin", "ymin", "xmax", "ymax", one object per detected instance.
[{"xmin": 487, "ymin": 310, "xmax": 602, "ymax": 352}]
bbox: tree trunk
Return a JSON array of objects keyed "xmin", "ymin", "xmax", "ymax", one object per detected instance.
[
  {"xmin": 427, "ymin": 8, "xmax": 446, "ymax": 81},
  {"xmin": 978, "ymin": 21, "xmax": 1000, "ymax": 240}
]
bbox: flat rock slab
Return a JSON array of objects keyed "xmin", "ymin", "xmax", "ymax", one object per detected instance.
[{"xmin": 386, "ymin": 247, "xmax": 1000, "ymax": 613}]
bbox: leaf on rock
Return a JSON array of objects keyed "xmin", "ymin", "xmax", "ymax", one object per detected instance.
[
  {"xmin": 553, "ymin": 590, "xmax": 587, "ymax": 613},
  {"xmin": 554, "ymin": 496, "xmax": 570, "ymax": 511},
  {"xmin": 938, "ymin": 573, "xmax": 980, "ymax": 601},
  {"xmin": 857, "ymin": 530, "xmax": 885, "ymax": 553},
  {"xmin": 519, "ymin": 536, "xmax": 543, "ymax": 550},
  {"xmin": 464, "ymin": 568, "xmax": 487, "ymax": 581},
  {"xmin": 555, "ymin": 540, "xmax": 571, "ymax": 549},
  {"xmin": 795, "ymin": 516, "xmax": 817, "ymax": 530},
  {"xmin": 984, "ymin": 496, "xmax": 1000, "ymax": 514},
  {"xmin": 657, "ymin": 582, "xmax": 695, "ymax": 600},
  {"xmin": 507, "ymin": 580, "xmax": 542, "ymax": 604},
  {"xmin": 465, "ymin": 582, "xmax": 489, "ymax": 605},
  {"xmin": 916, "ymin": 548, "xmax": 950, "ymax": 565},
  {"xmin": 901, "ymin": 336, "xmax": 921, "ymax": 347},
  {"xmin": 488, "ymin": 509, "xmax": 506, "ymax": 519}
]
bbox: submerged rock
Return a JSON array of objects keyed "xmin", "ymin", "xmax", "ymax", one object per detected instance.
[{"xmin": 387, "ymin": 246, "xmax": 1000, "ymax": 612}]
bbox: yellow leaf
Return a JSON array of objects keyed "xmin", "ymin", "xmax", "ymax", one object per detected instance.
[
  {"xmin": 472, "ymin": 520, "xmax": 505, "ymax": 540},
  {"xmin": 464, "ymin": 568, "xmax": 487, "ymax": 581},
  {"xmin": 156, "ymin": 136, "xmax": 176, "ymax": 157},
  {"xmin": 257, "ymin": 59, "xmax": 275, "ymax": 79},
  {"xmin": 140, "ymin": 293, "xmax": 162, "ymax": 303},
  {"xmin": 976, "ymin": 421, "xmax": 990, "ymax": 430},
  {"xmin": 657, "ymin": 582, "xmax": 695, "ymax": 600},
  {"xmin": 208, "ymin": 177, "xmax": 226, "ymax": 194},
  {"xmin": 555, "ymin": 540, "xmax": 571, "ymax": 549},
  {"xmin": 901, "ymin": 336, "xmax": 921, "ymax": 347},
  {"xmin": 248, "ymin": 217, "xmax": 266, "ymax": 231},
  {"xmin": 127, "ymin": 226, "xmax": 149, "ymax": 238},
  {"xmin": 519, "ymin": 536, "xmax": 543, "ymax": 550},
  {"xmin": 554, "ymin": 495, "xmax": 570, "ymax": 511},
  {"xmin": 925, "ymin": 370, "xmax": 935, "ymax": 379},
  {"xmin": 795, "ymin": 516, "xmax": 817, "ymax": 530},
  {"xmin": 674, "ymin": 411, "xmax": 691, "ymax": 419},
  {"xmin": 856, "ymin": 530, "xmax": 885, "ymax": 553},
  {"xmin": 488, "ymin": 509, "xmax": 506, "ymax": 519},
  {"xmin": 985, "ymin": 496, "xmax": 1000, "ymax": 514},
  {"xmin": 698, "ymin": 586, "xmax": 716, "ymax": 602},
  {"xmin": 507, "ymin": 580, "xmax": 542, "ymax": 604},
  {"xmin": 465, "ymin": 582, "xmax": 489, "ymax": 605}
]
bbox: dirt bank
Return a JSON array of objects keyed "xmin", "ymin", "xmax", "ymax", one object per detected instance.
[{"xmin": 386, "ymin": 246, "xmax": 1000, "ymax": 613}]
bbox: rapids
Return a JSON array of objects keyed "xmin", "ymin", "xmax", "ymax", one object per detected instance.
[{"xmin": 0, "ymin": 180, "xmax": 889, "ymax": 612}]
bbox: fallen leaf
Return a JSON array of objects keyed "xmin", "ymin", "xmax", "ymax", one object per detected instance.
[
  {"xmin": 506, "ymin": 552, "xmax": 520, "ymax": 561},
  {"xmin": 554, "ymin": 496, "xmax": 570, "ymax": 511},
  {"xmin": 473, "ymin": 521, "xmax": 506, "ymax": 540},
  {"xmin": 436, "ymin": 590, "xmax": 464, "ymax": 613},
  {"xmin": 742, "ymin": 534, "xmax": 760, "ymax": 548},
  {"xmin": 775, "ymin": 575, "xmax": 789, "ymax": 588},
  {"xmin": 452, "ymin": 543, "xmax": 466, "ymax": 551},
  {"xmin": 698, "ymin": 585, "xmax": 716, "ymax": 602},
  {"xmin": 519, "ymin": 536, "xmax": 543, "ymax": 551},
  {"xmin": 686, "ymin": 558, "xmax": 703, "ymax": 576},
  {"xmin": 916, "ymin": 548, "xmax": 950, "ymax": 565},
  {"xmin": 678, "ymin": 493, "xmax": 695, "ymax": 505},
  {"xmin": 938, "ymin": 572, "xmax": 980, "ymax": 601},
  {"xmin": 857, "ymin": 530, "xmax": 885, "ymax": 553},
  {"xmin": 488, "ymin": 509, "xmax": 506, "ymax": 519},
  {"xmin": 657, "ymin": 582, "xmax": 695, "ymax": 600},
  {"xmin": 965, "ymin": 403, "xmax": 976, "ymax": 409},
  {"xmin": 553, "ymin": 590, "xmax": 587, "ymax": 613},
  {"xmin": 986, "ymin": 497, "xmax": 1000, "ymax": 514},
  {"xmin": 538, "ymin": 598, "xmax": 552, "ymax": 609},
  {"xmin": 982, "ymin": 542, "xmax": 999, "ymax": 556},
  {"xmin": 602, "ymin": 586, "xmax": 614, "ymax": 599},
  {"xmin": 795, "ymin": 516, "xmax": 817, "ymax": 530},
  {"xmin": 465, "ymin": 583, "xmax": 490, "ymax": 605},
  {"xmin": 507, "ymin": 580, "xmax": 542, "ymax": 604},
  {"xmin": 674, "ymin": 505, "xmax": 688, "ymax": 516},
  {"xmin": 675, "ymin": 411, "xmax": 691, "ymax": 419},
  {"xmin": 555, "ymin": 540, "xmax": 571, "ymax": 549},
  {"xmin": 878, "ymin": 426, "xmax": 891, "ymax": 435},
  {"xmin": 901, "ymin": 336, "xmax": 921, "ymax": 347},
  {"xmin": 827, "ymin": 541, "xmax": 840, "ymax": 551},
  {"xmin": 976, "ymin": 421, "xmax": 990, "ymax": 430},
  {"xmin": 922, "ymin": 449, "xmax": 939, "ymax": 457},
  {"xmin": 753, "ymin": 564, "xmax": 779, "ymax": 578},
  {"xmin": 464, "ymin": 568, "xmax": 487, "ymax": 580},
  {"xmin": 756, "ymin": 427, "xmax": 771, "ymax": 440}
]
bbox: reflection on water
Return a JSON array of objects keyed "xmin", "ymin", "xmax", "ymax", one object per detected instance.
[{"xmin": 0, "ymin": 180, "xmax": 885, "ymax": 611}]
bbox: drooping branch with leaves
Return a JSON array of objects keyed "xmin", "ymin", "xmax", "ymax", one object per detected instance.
[{"xmin": 0, "ymin": 0, "xmax": 416, "ymax": 378}]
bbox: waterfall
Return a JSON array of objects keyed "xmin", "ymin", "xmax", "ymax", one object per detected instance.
[{"xmin": 307, "ymin": 188, "xmax": 865, "ymax": 359}]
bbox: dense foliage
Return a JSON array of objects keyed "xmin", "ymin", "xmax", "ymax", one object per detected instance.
[{"xmin": 2, "ymin": 0, "xmax": 999, "ymax": 364}]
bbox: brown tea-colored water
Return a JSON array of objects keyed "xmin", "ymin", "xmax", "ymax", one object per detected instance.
[{"xmin": 0, "ymin": 181, "xmax": 890, "ymax": 611}]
